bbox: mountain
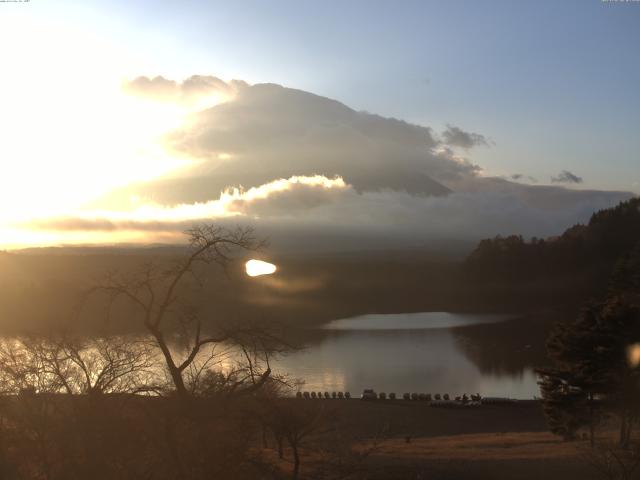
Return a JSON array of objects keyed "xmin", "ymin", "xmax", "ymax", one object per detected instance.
[
  {"xmin": 100, "ymin": 82, "xmax": 458, "ymax": 208},
  {"xmin": 67, "ymin": 78, "xmax": 633, "ymax": 253}
]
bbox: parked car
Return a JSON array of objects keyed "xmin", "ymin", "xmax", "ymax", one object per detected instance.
[{"xmin": 361, "ymin": 389, "xmax": 377, "ymax": 400}]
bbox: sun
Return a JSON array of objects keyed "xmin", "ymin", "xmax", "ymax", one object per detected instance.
[{"xmin": 245, "ymin": 259, "xmax": 277, "ymax": 277}]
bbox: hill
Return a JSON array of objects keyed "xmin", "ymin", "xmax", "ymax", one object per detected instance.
[{"xmin": 463, "ymin": 197, "xmax": 640, "ymax": 309}]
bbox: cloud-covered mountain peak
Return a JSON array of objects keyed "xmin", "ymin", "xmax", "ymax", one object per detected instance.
[
  {"xmin": 73, "ymin": 75, "xmax": 634, "ymax": 252},
  {"xmin": 128, "ymin": 78, "xmax": 476, "ymax": 203}
]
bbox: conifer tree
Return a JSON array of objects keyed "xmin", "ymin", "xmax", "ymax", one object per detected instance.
[{"xmin": 538, "ymin": 243, "xmax": 640, "ymax": 446}]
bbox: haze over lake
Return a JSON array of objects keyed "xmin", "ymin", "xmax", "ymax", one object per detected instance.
[{"xmin": 275, "ymin": 312, "xmax": 539, "ymax": 399}]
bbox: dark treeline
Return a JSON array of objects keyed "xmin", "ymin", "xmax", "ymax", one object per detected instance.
[
  {"xmin": 463, "ymin": 197, "xmax": 640, "ymax": 310},
  {"xmin": 455, "ymin": 198, "xmax": 640, "ymax": 388}
]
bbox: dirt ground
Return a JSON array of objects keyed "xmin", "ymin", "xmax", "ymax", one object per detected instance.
[
  {"xmin": 323, "ymin": 399, "xmax": 549, "ymax": 438},
  {"xmin": 266, "ymin": 399, "xmax": 610, "ymax": 480},
  {"xmin": 361, "ymin": 432, "xmax": 595, "ymax": 480}
]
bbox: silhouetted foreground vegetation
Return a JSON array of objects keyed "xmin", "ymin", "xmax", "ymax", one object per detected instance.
[
  {"xmin": 0, "ymin": 387, "xmax": 618, "ymax": 480},
  {"xmin": 0, "ymin": 225, "xmax": 282, "ymax": 479},
  {"xmin": 536, "ymin": 243, "xmax": 640, "ymax": 446},
  {"xmin": 0, "ymin": 225, "xmax": 363, "ymax": 479},
  {"xmin": 525, "ymin": 206, "xmax": 640, "ymax": 480},
  {"xmin": 0, "ymin": 364, "xmax": 560, "ymax": 480},
  {"xmin": 0, "ymin": 357, "xmax": 380, "ymax": 480}
]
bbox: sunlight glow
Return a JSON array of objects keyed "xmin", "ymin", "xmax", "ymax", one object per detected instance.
[
  {"xmin": 0, "ymin": 15, "xmax": 233, "ymax": 248},
  {"xmin": 628, "ymin": 343, "xmax": 640, "ymax": 368},
  {"xmin": 245, "ymin": 259, "xmax": 277, "ymax": 277},
  {"xmin": 0, "ymin": 175, "xmax": 348, "ymax": 249}
]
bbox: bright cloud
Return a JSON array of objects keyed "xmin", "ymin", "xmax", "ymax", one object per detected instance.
[
  {"xmin": 21, "ymin": 175, "xmax": 631, "ymax": 253},
  {"xmin": 25, "ymin": 175, "xmax": 349, "ymax": 231},
  {"xmin": 122, "ymin": 75, "xmax": 247, "ymax": 111}
]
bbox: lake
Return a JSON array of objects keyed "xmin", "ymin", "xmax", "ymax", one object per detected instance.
[{"xmin": 273, "ymin": 312, "xmax": 540, "ymax": 399}]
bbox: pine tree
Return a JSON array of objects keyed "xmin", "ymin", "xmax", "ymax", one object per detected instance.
[
  {"xmin": 538, "ymin": 296, "xmax": 640, "ymax": 446},
  {"xmin": 537, "ymin": 305, "xmax": 612, "ymax": 444},
  {"xmin": 537, "ymin": 368, "xmax": 589, "ymax": 441}
]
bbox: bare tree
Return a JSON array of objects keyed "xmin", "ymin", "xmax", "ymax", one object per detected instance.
[
  {"xmin": 0, "ymin": 335, "xmax": 155, "ymax": 396},
  {"xmin": 187, "ymin": 340, "xmax": 288, "ymax": 398},
  {"xmin": 87, "ymin": 224, "xmax": 282, "ymax": 398},
  {"xmin": 260, "ymin": 400, "xmax": 328, "ymax": 480},
  {"xmin": 583, "ymin": 441, "xmax": 640, "ymax": 480},
  {"xmin": 0, "ymin": 335, "xmax": 156, "ymax": 480}
]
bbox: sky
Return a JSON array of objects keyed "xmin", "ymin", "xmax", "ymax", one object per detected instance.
[{"xmin": 0, "ymin": 0, "xmax": 638, "ymax": 249}]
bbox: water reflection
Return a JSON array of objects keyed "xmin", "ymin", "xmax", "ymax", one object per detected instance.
[
  {"xmin": 274, "ymin": 312, "xmax": 540, "ymax": 399},
  {"xmin": 324, "ymin": 312, "xmax": 509, "ymax": 330}
]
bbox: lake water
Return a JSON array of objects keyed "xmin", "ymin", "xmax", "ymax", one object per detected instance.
[{"xmin": 274, "ymin": 312, "xmax": 540, "ymax": 399}]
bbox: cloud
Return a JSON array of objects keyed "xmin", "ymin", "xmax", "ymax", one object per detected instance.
[
  {"xmin": 223, "ymin": 175, "xmax": 349, "ymax": 215},
  {"xmin": 26, "ymin": 175, "xmax": 631, "ymax": 253},
  {"xmin": 122, "ymin": 75, "xmax": 248, "ymax": 108},
  {"xmin": 510, "ymin": 174, "xmax": 537, "ymax": 183},
  {"xmin": 441, "ymin": 124, "xmax": 490, "ymax": 149},
  {"xmin": 52, "ymin": 75, "xmax": 630, "ymax": 253},
  {"xmin": 551, "ymin": 170, "xmax": 583, "ymax": 184},
  {"xmin": 120, "ymin": 81, "xmax": 481, "ymax": 202},
  {"xmin": 28, "ymin": 176, "xmax": 349, "ymax": 232}
]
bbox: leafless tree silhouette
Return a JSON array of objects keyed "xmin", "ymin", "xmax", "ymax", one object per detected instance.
[{"xmin": 86, "ymin": 224, "xmax": 286, "ymax": 398}]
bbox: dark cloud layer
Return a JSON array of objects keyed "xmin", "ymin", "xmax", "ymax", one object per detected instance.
[
  {"xmin": 552, "ymin": 170, "xmax": 583, "ymax": 184},
  {"xmin": 441, "ymin": 124, "xmax": 490, "ymax": 149},
  {"xmin": 511, "ymin": 173, "xmax": 537, "ymax": 183}
]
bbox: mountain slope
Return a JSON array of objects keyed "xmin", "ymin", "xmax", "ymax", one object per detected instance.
[{"xmin": 463, "ymin": 197, "xmax": 640, "ymax": 308}]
